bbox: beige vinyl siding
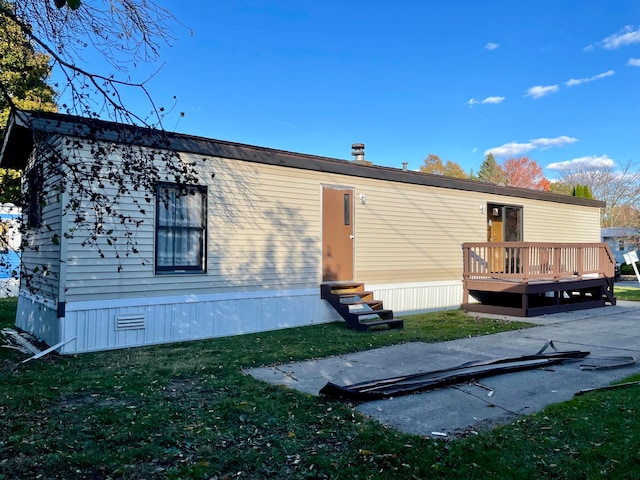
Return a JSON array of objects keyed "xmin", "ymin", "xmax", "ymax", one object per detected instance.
[
  {"xmin": 355, "ymin": 181, "xmax": 487, "ymax": 283},
  {"xmin": 63, "ymin": 162, "xmax": 156, "ymax": 301},
  {"xmin": 520, "ymin": 199, "xmax": 601, "ymax": 242},
  {"xmin": 64, "ymin": 151, "xmax": 327, "ymax": 301},
  {"xmin": 354, "ymin": 186, "xmax": 601, "ymax": 284},
  {"xmin": 61, "ymin": 143, "xmax": 602, "ymax": 302},
  {"xmin": 21, "ymin": 145, "xmax": 63, "ymax": 300},
  {"xmin": 204, "ymin": 156, "xmax": 322, "ymax": 291}
]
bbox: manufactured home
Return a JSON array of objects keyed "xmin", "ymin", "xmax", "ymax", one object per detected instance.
[
  {"xmin": 0, "ymin": 110, "xmax": 612, "ymax": 353},
  {"xmin": 601, "ymin": 227, "xmax": 640, "ymax": 265}
]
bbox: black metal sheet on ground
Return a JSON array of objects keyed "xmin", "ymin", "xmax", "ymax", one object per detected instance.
[{"xmin": 319, "ymin": 343, "xmax": 590, "ymax": 401}]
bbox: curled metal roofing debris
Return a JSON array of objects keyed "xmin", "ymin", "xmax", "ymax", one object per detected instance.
[
  {"xmin": 319, "ymin": 340, "xmax": 635, "ymax": 401},
  {"xmin": 576, "ymin": 380, "xmax": 640, "ymax": 396}
]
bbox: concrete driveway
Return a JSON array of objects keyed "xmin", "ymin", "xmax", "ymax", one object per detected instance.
[{"xmin": 247, "ymin": 300, "xmax": 640, "ymax": 438}]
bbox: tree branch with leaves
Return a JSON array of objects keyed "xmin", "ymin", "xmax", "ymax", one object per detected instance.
[
  {"xmin": 0, "ymin": 1, "xmax": 199, "ymax": 294},
  {"xmin": 420, "ymin": 154, "xmax": 469, "ymax": 179},
  {"xmin": 1, "ymin": 0, "xmax": 181, "ymax": 126}
]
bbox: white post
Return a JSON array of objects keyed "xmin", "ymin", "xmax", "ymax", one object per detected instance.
[
  {"xmin": 623, "ymin": 251, "xmax": 640, "ymax": 285},
  {"xmin": 633, "ymin": 262, "xmax": 640, "ymax": 285}
]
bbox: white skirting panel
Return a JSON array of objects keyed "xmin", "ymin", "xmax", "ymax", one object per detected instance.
[
  {"xmin": 56, "ymin": 288, "xmax": 341, "ymax": 354},
  {"xmin": 15, "ymin": 293, "xmax": 61, "ymax": 347},
  {"xmin": 370, "ymin": 280, "xmax": 463, "ymax": 315},
  {"xmin": 13, "ymin": 282, "xmax": 463, "ymax": 355}
]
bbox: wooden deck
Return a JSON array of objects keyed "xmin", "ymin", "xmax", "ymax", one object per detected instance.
[{"xmin": 462, "ymin": 242, "xmax": 616, "ymax": 317}]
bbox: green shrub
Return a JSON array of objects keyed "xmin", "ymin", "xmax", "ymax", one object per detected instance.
[{"xmin": 621, "ymin": 263, "xmax": 638, "ymax": 275}]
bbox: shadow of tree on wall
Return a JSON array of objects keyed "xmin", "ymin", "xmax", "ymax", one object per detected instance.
[
  {"xmin": 362, "ymin": 181, "xmax": 484, "ymax": 281},
  {"xmin": 204, "ymin": 158, "xmax": 319, "ymax": 292},
  {"xmin": 21, "ymin": 142, "xmax": 321, "ymax": 304}
]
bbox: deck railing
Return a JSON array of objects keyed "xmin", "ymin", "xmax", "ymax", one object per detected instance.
[{"xmin": 462, "ymin": 242, "xmax": 616, "ymax": 282}]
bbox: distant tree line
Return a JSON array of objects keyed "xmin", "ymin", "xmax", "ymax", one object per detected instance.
[{"xmin": 420, "ymin": 153, "xmax": 551, "ymax": 191}]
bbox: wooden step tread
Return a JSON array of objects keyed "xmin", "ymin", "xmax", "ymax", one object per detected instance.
[
  {"xmin": 339, "ymin": 296, "xmax": 380, "ymax": 306},
  {"xmin": 320, "ymin": 282, "xmax": 365, "ymax": 299},
  {"xmin": 346, "ymin": 300, "xmax": 383, "ymax": 309},
  {"xmin": 321, "ymin": 282, "xmax": 404, "ymax": 331},
  {"xmin": 330, "ymin": 287, "xmax": 366, "ymax": 296},
  {"xmin": 349, "ymin": 309, "xmax": 394, "ymax": 317},
  {"xmin": 337, "ymin": 291, "xmax": 374, "ymax": 299},
  {"xmin": 323, "ymin": 281, "xmax": 364, "ymax": 287},
  {"xmin": 323, "ymin": 283, "xmax": 364, "ymax": 291}
]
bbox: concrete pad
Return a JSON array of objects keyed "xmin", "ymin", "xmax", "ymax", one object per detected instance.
[{"xmin": 245, "ymin": 301, "xmax": 640, "ymax": 439}]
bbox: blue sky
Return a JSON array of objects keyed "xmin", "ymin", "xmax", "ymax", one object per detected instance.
[{"xmin": 61, "ymin": 1, "xmax": 640, "ymax": 179}]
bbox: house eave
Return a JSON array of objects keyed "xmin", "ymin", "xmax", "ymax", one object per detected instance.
[
  {"xmin": 0, "ymin": 110, "xmax": 34, "ymax": 170},
  {"xmin": 4, "ymin": 109, "xmax": 606, "ymax": 209}
]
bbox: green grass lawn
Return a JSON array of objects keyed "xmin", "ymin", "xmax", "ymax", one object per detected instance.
[
  {"xmin": 615, "ymin": 284, "xmax": 640, "ymax": 301},
  {"xmin": 2, "ymin": 298, "xmax": 640, "ymax": 479}
]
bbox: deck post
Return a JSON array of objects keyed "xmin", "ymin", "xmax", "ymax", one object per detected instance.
[
  {"xmin": 576, "ymin": 246, "xmax": 583, "ymax": 279},
  {"xmin": 521, "ymin": 288, "xmax": 528, "ymax": 316},
  {"xmin": 553, "ymin": 246, "xmax": 561, "ymax": 281}
]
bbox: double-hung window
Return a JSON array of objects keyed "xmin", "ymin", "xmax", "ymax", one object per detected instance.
[{"xmin": 155, "ymin": 183, "xmax": 207, "ymax": 273}]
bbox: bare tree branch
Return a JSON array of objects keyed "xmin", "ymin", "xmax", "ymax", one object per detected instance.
[
  {"xmin": 0, "ymin": 1, "xmax": 198, "ymax": 293},
  {"xmin": 1, "ymin": 0, "xmax": 180, "ymax": 126},
  {"xmin": 553, "ymin": 160, "xmax": 640, "ymax": 227}
]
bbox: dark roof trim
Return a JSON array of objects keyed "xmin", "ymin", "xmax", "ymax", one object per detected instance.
[
  {"xmin": 601, "ymin": 227, "xmax": 640, "ymax": 237},
  {"xmin": 0, "ymin": 110, "xmax": 605, "ymax": 208},
  {"xmin": 0, "ymin": 111, "xmax": 35, "ymax": 170}
]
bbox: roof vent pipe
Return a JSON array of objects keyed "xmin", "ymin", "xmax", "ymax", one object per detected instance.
[
  {"xmin": 351, "ymin": 143, "xmax": 365, "ymax": 163},
  {"xmin": 402, "ymin": 162, "xmax": 408, "ymax": 171}
]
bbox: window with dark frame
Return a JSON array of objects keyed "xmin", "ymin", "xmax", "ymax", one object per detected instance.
[
  {"xmin": 488, "ymin": 203, "xmax": 523, "ymax": 242},
  {"xmin": 343, "ymin": 193, "xmax": 350, "ymax": 226},
  {"xmin": 155, "ymin": 183, "xmax": 207, "ymax": 273}
]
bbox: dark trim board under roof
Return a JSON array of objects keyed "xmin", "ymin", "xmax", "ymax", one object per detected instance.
[{"xmin": 0, "ymin": 110, "xmax": 605, "ymax": 208}]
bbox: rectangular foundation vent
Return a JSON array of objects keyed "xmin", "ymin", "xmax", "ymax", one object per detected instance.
[{"xmin": 115, "ymin": 313, "xmax": 146, "ymax": 331}]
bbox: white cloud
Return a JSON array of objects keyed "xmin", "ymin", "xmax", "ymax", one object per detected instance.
[
  {"xmin": 485, "ymin": 142, "xmax": 535, "ymax": 157},
  {"xmin": 482, "ymin": 96, "xmax": 505, "ymax": 104},
  {"xmin": 524, "ymin": 72, "xmax": 612, "ymax": 100},
  {"xmin": 485, "ymin": 136, "xmax": 578, "ymax": 158},
  {"xmin": 627, "ymin": 58, "xmax": 640, "ymax": 67},
  {"xmin": 602, "ymin": 25, "xmax": 640, "ymax": 49},
  {"xmin": 467, "ymin": 96, "xmax": 505, "ymax": 107},
  {"xmin": 565, "ymin": 70, "xmax": 615, "ymax": 87},
  {"xmin": 525, "ymin": 85, "xmax": 559, "ymax": 99},
  {"xmin": 595, "ymin": 70, "xmax": 615, "ymax": 80},
  {"xmin": 547, "ymin": 155, "xmax": 614, "ymax": 171},
  {"xmin": 532, "ymin": 136, "xmax": 578, "ymax": 149},
  {"xmin": 485, "ymin": 42, "xmax": 500, "ymax": 51}
]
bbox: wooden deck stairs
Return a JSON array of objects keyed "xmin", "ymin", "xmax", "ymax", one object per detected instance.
[{"xmin": 321, "ymin": 282, "xmax": 404, "ymax": 331}]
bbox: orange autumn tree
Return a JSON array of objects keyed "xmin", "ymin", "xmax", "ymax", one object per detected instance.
[{"xmin": 502, "ymin": 156, "xmax": 550, "ymax": 191}]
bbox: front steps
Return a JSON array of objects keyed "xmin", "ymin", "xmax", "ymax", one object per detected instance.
[{"xmin": 321, "ymin": 282, "xmax": 404, "ymax": 332}]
